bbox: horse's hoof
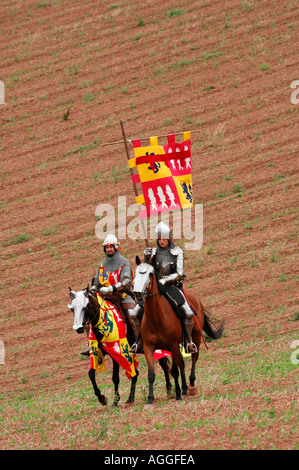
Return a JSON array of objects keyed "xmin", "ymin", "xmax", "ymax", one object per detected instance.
[
  {"xmin": 174, "ymin": 398, "xmax": 183, "ymax": 406},
  {"xmin": 188, "ymin": 384, "xmax": 197, "ymax": 396},
  {"xmin": 99, "ymin": 396, "xmax": 108, "ymax": 406},
  {"xmin": 125, "ymin": 398, "xmax": 134, "ymax": 404},
  {"xmin": 124, "ymin": 399, "xmax": 134, "ymax": 406},
  {"xmin": 143, "ymin": 403, "xmax": 154, "ymax": 411}
]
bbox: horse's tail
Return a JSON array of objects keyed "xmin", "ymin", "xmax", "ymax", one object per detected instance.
[{"xmin": 203, "ymin": 307, "xmax": 224, "ymax": 340}]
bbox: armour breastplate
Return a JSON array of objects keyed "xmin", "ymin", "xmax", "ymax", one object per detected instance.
[{"xmin": 154, "ymin": 246, "xmax": 177, "ymax": 276}]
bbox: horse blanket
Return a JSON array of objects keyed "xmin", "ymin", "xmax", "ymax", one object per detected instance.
[{"xmin": 89, "ymin": 294, "xmax": 138, "ymax": 379}]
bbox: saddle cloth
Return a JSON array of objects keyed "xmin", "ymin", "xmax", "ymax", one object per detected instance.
[{"xmin": 89, "ymin": 294, "xmax": 138, "ymax": 379}]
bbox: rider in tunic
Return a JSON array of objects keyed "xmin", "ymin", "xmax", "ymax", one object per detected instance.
[
  {"xmin": 91, "ymin": 233, "xmax": 135, "ymax": 314},
  {"xmin": 80, "ymin": 234, "xmax": 136, "ymax": 356},
  {"xmin": 128, "ymin": 222, "xmax": 197, "ymax": 354}
]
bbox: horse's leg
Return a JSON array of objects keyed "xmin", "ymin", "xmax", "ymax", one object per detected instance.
[
  {"xmin": 144, "ymin": 345, "xmax": 156, "ymax": 405},
  {"xmin": 126, "ymin": 369, "xmax": 139, "ymax": 404},
  {"xmin": 188, "ymin": 321, "xmax": 200, "ymax": 395},
  {"xmin": 158, "ymin": 357, "xmax": 172, "ymax": 396},
  {"xmin": 188, "ymin": 351, "xmax": 199, "ymax": 395},
  {"xmin": 88, "ymin": 368, "xmax": 107, "ymax": 406},
  {"xmin": 170, "ymin": 361, "xmax": 181, "ymax": 401},
  {"xmin": 178, "ymin": 351, "xmax": 188, "ymax": 397},
  {"xmin": 169, "ymin": 345, "xmax": 183, "ymax": 400},
  {"xmin": 111, "ymin": 359, "xmax": 120, "ymax": 407}
]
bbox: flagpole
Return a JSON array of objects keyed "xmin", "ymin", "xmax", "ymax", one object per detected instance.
[
  {"xmin": 101, "ymin": 129, "xmax": 200, "ymax": 147},
  {"xmin": 120, "ymin": 120, "xmax": 149, "ymax": 248}
]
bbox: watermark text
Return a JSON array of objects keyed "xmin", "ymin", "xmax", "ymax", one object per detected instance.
[
  {"xmin": 95, "ymin": 196, "xmax": 203, "ymax": 250},
  {"xmin": 290, "ymin": 80, "xmax": 299, "ymax": 105},
  {"xmin": 0, "ymin": 341, "xmax": 4, "ymax": 365},
  {"xmin": 0, "ymin": 81, "xmax": 4, "ymax": 105}
]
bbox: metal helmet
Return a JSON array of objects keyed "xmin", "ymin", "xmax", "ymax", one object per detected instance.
[
  {"xmin": 155, "ymin": 222, "xmax": 173, "ymax": 240},
  {"xmin": 102, "ymin": 233, "xmax": 119, "ymax": 250}
]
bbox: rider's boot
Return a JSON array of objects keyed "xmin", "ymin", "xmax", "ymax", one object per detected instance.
[
  {"xmin": 80, "ymin": 327, "xmax": 90, "ymax": 356},
  {"xmin": 127, "ymin": 303, "xmax": 144, "ymax": 354},
  {"xmin": 80, "ymin": 344, "xmax": 90, "ymax": 356},
  {"xmin": 180, "ymin": 302, "xmax": 198, "ymax": 354}
]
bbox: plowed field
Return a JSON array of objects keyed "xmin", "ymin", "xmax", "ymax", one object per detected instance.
[{"xmin": 0, "ymin": 0, "xmax": 298, "ymax": 451}]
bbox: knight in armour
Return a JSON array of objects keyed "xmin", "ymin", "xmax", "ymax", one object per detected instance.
[{"xmin": 128, "ymin": 222, "xmax": 197, "ymax": 354}]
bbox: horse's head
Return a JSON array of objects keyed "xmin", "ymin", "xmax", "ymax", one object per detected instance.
[
  {"xmin": 133, "ymin": 256, "xmax": 155, "ymax": 301},
  {"xmin": 68, "ymin": 286, "xmax": 89, "ymax": 334}
]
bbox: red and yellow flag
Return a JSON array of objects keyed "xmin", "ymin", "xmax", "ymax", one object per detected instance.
[
  {"xmin": 89, "ymin": 294, "xmax": 138, "ymax": 379},
  {"xmin": 128, "ymin": 132, "xmax": 193, "ymax": 218}
]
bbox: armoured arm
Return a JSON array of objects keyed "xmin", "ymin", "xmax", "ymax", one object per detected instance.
[
  {"xmin": 143, "ymin": 247, "xmax": 156, "ymax": 261},
  {"xmin": 159, "ymin": 247, "xmax": 185, "ymax": 285},
  {"xmin": 112, "ymin": 276, "xmax": 131, "ymax": 292}
]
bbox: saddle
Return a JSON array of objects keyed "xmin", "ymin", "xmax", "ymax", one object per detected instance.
[
  {"xmin": 157, "ymin": 278, "xmax": 184, "ymax": 319},
  {"xmin": 101, "ymin": 292, "xmax": 136, "ymax": 346},
  {"xmin": 100, "ymin": 292, "xmax": 127, "ymax": 322}
]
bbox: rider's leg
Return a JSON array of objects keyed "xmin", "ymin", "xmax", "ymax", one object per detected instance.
[
  {"xmin": 180, "ymin": 300, "xmax": 197, "ymax": 354},
  {"xmin": 121, "ymin": 301, "xmax": 136, "ymax": 346},
  {"xmin": 80, "ymin": 325, "xmax": 90, "ymax": 356}
]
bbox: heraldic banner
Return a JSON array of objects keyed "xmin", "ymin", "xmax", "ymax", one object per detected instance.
[
  {"xmin": 89, "ymin": 294, "xmax": 138, "ymax": 379},
  {"xmin": 128, "ymin": 132, "xmax": 193, "ymax": 219}
]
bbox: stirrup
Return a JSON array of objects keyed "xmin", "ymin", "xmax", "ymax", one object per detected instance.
[
  {"xmin": 186, "ymin": 342, "xmax": 197, "ymax": 354},
  {"xmin": 129, "ymin": 343, "xmax": 138, "ymax": 354}
]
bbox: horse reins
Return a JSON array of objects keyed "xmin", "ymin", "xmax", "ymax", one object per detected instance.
[{"xmin": 86, "ymin": 292, "xmax": 107, "ymax": 326}]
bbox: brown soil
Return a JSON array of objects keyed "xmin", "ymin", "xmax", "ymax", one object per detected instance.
[{"xmin": 0, "ymin": 0, "xmax": 298, "ymax": 450}]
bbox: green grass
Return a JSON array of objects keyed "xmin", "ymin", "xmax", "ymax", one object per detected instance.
[
  {"xmin": 1, "ymin": 333, "xmax": 297, "ymax": 450},
  {"xmin": 3, "ymin": 233, "xmax": 32, "ymax": 246},
  {"xmin": 166, "ymin": 9, "xmax": 186, "ymax": 17}
]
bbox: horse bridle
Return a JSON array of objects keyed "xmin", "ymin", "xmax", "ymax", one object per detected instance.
[
  {"xmin": 83, "ymin": 292, "xmax": 106, "ymax": 328},
  {"xmin": 137, "ymin": 272, "xmax": 160, "ymax": 299}
]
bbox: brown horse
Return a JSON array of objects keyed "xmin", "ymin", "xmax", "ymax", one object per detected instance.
[{"xmin": 133, "ymin": 257, "xmax": 224, "ymax": 405}]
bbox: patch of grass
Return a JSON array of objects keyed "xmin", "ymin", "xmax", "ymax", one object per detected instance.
[
  {"xmin": 83, "ymin": 93, "xmax": 95, "ymax": 103},
  {"xmin": 288, "ymin": 312, "xmax": 299, "ymax": 322},
  {"xmin": 166, "ymin": 9, "xmax": 186, "ymax": 17},
  {"xmin": 42, "ymin": 225, "xmax": 59, "ymax": 237},
  {"xmin": 36, "ymin": 2, "xmax": 51, "ymax": 7},
  {"xmin": 260, "ymin": 63, "xmax": 271, "ymax": 71},
  {"xmin": 66, "ymin": 140, "xmax": 100, "ymax": 155},
  {"xmin": 137, "ymin": 17, "xmax": 145, "ymax": 27},
  {"xmin": 3, "ymin": 233, "xmax": 32, "ymax": 246},
  {"xmin": 232, "ymin": 183, "xmax": 243, "ymax": 194}
]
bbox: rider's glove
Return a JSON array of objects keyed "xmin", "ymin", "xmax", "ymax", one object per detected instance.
[
  {"xmin": 144, "ymin": 247, "xmax": 152, "ymax": 257},
  {"xmin": 159, "ymin": 273, "xmax": 181, "ymax": 286},
  {"xmin": 99, "ymin": 285, "xmax": 116, "ymax": 294}
]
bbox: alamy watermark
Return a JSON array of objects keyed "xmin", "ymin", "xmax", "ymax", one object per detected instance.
[
  {"xmin": 0, "ymin": 341, "xmax": 4, "ymax": 365},
  {"xmin": 95, "ymin": 196, "xmax": 203, "ymax": 250},
  {"xmin": 290, "ymin": 340, "xmax": 299, "ymax": 365},
  {"xmin": 0, "ymin": 81, "xmax": 4, "ymax": 105},
  {"xmin": 290, "ymin": 80, "xmax": 299, "ymax": 105}
]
